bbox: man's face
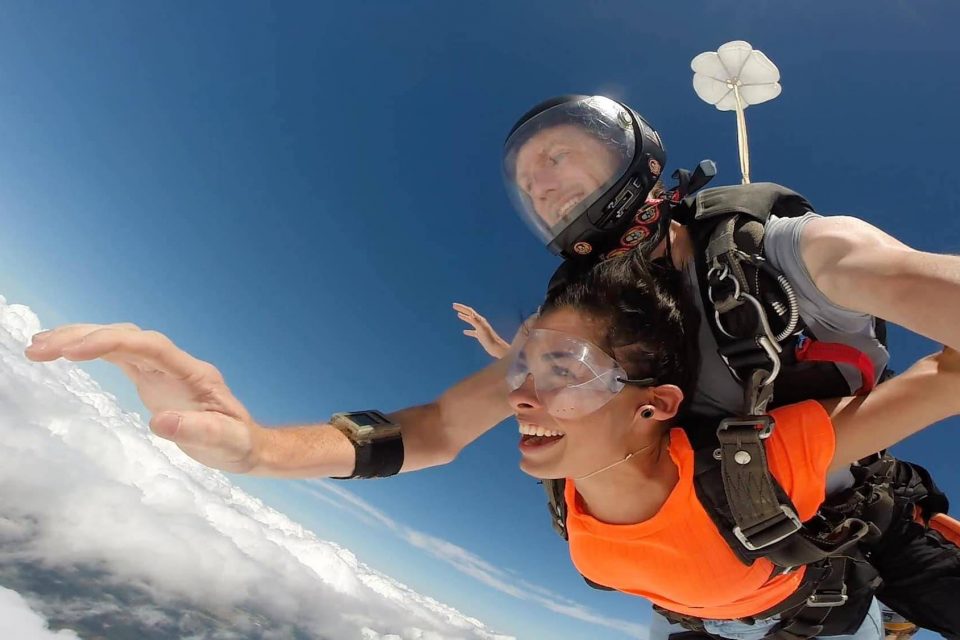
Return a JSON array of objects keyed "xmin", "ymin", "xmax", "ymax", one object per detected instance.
[{"xmin": 513, "ymin": 124, "xmax": 620, "ymax": 228}]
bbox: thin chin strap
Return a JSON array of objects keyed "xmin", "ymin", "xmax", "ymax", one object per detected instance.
[
  {"xmin": 574, "ymin": 442, "xmax": 657, "ymax": 481},
  {"xmin": 574, "ymin": 450, "xmax": 643, "ymax": 480}
]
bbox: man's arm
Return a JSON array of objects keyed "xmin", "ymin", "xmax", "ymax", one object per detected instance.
[
  {"xmin": 825, "ymin": 347, "xmax": 960, "ymax": 474},
  {"xmin": 25, "ymin": 323, "xmax": 511, "ymax": 479},
  {"xmin": 801, "ymin": 215, "xmax": 960, "ymax": 350},
  {"xmin": 216, "ymin": 357, "xmax": 513, "ymax": 478},
  {"xmin": 394, "ymin": 356, "xmax": 512, "ymax": 472}
]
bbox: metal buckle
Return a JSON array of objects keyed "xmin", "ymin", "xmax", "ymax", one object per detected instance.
[
  {"xmin": 733, "ymin": 505, "xmax": 803, "ymax": 551},
  {"xmin": 707, "ymin": 258, "xmax": 784, "ymax": 388},
  {"xmin": 708, "ymin": 264, "xmax": 741, "ymax": 340},
  {"xmin": 713, "ymin": 415, "xmax": 776, "ymax": 460},
  {"xmin": 717, "ymin": 415, "xmax": 775, "ymax": 440},
  {"xmin": 754, "ymin": 335, "xmax": 782, "ymax": 388},
  {"xmin": 707, "ymin": 264, "xmax": 740, "ymax": 301},
  {"xmin": 806, "ymin": 587, "xmax": 849, "ymax": 608},
  {"xmin": 739, "ymin": 294, "xmax": 784, "ymax": 356}
]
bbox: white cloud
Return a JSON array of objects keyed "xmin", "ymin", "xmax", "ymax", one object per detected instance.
[
  {"xmin": 0, "ymin": 295, "xmax": 515, "ymax": 640},
  {"xmin": 0, "ymin": 586, "xmax": 81, "ymax": 639}
]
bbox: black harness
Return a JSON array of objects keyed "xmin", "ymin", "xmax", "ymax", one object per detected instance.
[{"xmin": 542, "ymin": 183, "xmax": 900, "ymax": 638}]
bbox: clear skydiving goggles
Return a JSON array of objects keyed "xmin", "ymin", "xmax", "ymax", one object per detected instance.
[{"xmin": 506, "ymin": 328, "xmax": 657, "ymax": 419}]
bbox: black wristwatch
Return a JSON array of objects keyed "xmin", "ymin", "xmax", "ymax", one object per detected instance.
[{"xmin": 330, "ymin": 410, "xmax": 404, "ymax": 479}]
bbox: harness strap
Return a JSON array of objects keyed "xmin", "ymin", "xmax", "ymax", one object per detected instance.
[
  {"xmin": 665, "ymin": 632, "xmax": 719, "ymax": 640},
  {"xmin": 653, "ymin": 606, "xmax": 708, "ymax": 633},
  {"xmin": 653, "ymin": 561, "xmax": 842, "ymax": 640},
  {"xmin": 768, "ymin": 610, "xmax": 830, "ymax": 640},
  {"xmin": 659, "ymin": 556, "xmax": 872, "ymax": 640},
  {"xmin": 765, "ymin": 555, "xmax": 883, "ymax": 639},
  {"xmin": 716, "ymin": 417, "xmax": 802, "ymax": 551},
  {"xmin": 795, "ymin": 338, "xmax": 876, "ymax": 395}
]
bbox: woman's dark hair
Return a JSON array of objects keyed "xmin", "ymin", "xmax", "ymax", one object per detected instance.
[{"xmin": 540, "ymin": 250, "xmax": 700, "ymax": 402}]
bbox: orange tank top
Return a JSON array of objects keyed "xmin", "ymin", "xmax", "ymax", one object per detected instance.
[{"xmin": 564, "ymin": 400, "xmax": 835, "ymax": 619}]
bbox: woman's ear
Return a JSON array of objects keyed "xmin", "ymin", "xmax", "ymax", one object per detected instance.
[{"xmin": 636, "ymin": 384, "xmax": 684, "ymax": 422}]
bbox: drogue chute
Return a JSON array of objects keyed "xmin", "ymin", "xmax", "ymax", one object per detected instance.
[{"xmin": 691, "ymin": 40, "xmax": 781, "ymax": 184}]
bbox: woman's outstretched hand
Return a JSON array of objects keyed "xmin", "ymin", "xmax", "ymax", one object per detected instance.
[
  {"xmin": 933, "ymin": 346, "xmax": 960, "ymax": 373},
  {"xmin": 453, "ymin": 303, "xmax": 510, "ymax": 359},
  {"xmin": 25, "ymin": 324, "xmax": 264, "ymax": 473}
]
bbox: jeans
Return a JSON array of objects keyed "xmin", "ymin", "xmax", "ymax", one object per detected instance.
[{"xmin": 648, "ymin": 597, "xmax": 883, "ymax": 640}]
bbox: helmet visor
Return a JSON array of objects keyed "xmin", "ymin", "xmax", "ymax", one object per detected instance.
[
  {"xmin": 506, "ymin": 329, "xmax": 649, "ymax": 419},
  {"xmin": 503, "ymin": 97, "xmax": 637, "ymax": 246}
]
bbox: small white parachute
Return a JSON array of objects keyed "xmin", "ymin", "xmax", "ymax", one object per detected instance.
[{"xmin": 691, "ymin": 41, "xmax": 782, "ymax": 184}]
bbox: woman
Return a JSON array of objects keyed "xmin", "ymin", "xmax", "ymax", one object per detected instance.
[{"xmin": 493, "ymin": 251, "xmax": 960, "ymax": 640}]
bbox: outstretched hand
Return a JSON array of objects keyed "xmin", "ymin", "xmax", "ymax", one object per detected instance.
[
  {"xmin": 25, "ymin": 324, "xmax": 263, "ymax": 473},
  {"xmin": 933, "ymin": 346, "xmax": 960, "ymax": 372},
  {"xmin": 453, "ymin": 303, "xmax": 510, "ymax": 359}
]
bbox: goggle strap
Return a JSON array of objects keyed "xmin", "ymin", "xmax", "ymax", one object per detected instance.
[{"xmin": 616, "ymin": 376, "xmax": 658, "ymax": 387}]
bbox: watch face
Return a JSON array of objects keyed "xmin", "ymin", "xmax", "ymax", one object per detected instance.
[
  {"xmin": 333, "ymin": 411, "xmax": 401, "ymax": 443},
  {"xmin": 348, "ymin": 411, "xmax": 389, "ymax": 428}
]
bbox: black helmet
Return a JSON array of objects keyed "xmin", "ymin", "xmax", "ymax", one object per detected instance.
[{"xmin": 503, "ymin": 95, "xmax": 668, "ymax": 261}]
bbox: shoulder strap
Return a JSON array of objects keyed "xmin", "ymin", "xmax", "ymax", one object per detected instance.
[
  {"xmin": 694, "ymin": 182, "xmax": 814, "ymax": 222},
  {"xmin": 686, "ymin": 184, "xmax": 816, "ymax": 404},
  {"xmin": 688, "ymin": 417, "xmax": 877, "ymax": 568},
  {"xmin": 676, "ymin": 182, "xmax": 814, "ymax": 226}
]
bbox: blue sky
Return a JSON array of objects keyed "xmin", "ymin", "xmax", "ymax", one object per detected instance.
[{"xmin": 0, "ymin": 1, "xmax": 958, "ymax": 638}]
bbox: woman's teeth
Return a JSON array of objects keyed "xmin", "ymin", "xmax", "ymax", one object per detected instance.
[{"xmin": 518, "ymin": 424, "xmax": 564, "ymax": 437}]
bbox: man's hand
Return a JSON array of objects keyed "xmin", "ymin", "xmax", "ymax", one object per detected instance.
[
  {"xmin": 25, "ymin": 324, "xmax": 263, "ymax": 473},
  {"xmin": 453, "ymin": 303, "xmax": 510, "ymax": 359}
]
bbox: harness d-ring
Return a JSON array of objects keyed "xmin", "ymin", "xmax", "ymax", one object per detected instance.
[{"xmin": 708, "ymin": 264, "xmax": 742, "ymax": 339}]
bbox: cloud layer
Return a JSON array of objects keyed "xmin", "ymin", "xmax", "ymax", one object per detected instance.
[
  {"xmin": 0, "ymin": 586, "xmax": 81, "ymax": 639},
  {"xmin": 0, "ymin": 295, "xmax": 514, "ymax": 640}
]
